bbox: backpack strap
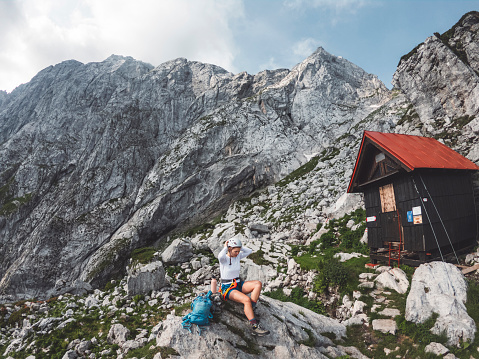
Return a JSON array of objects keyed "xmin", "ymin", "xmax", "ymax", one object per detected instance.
[
  {"xmin": 197, "ymin": 325, "xmax": 207, "ymax": 335},
  {"xmin": 181, "ymin": 313, "xmax": 193, "ymax": 333}
]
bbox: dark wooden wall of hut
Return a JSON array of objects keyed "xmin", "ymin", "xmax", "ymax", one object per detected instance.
[
  {"xmin": 413, "ymin": 170, "xmax": 477, "ymax": 253},
  {"xmin": 364, "ymin": 170, "xmax": 477, "ymax": 256}
]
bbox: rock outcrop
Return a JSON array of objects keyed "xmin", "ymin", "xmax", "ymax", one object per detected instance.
[
  {"xmin": 157, "ymin": 295, "xmax": 348, "ymax": 359},
  {"xmin": 126, "ymin": 261, "xmax": 169, "ymax": 297},
  {"xmin": 406, "ymin": 262, "xmax": 476, "ymax": 346},
  {"xmin": 393, "ymin": 11, "xmax": 479, "ymax": 161},
  {"xmin": 161, "ymin": 238, "xmax": 194, "ymax": 264}
]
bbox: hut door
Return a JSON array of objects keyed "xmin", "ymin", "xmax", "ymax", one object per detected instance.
[
  {"xmin": 379, "ymin": 183, "xmax": 396, "ymax": 212},
  {"xmin": 379, "ymin": 184, "xmax": 401, "ymax": 244}
]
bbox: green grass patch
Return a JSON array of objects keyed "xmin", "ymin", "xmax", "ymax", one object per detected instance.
[
  {"xmin": 7, "ymin": 306, "xmax": 30, "ymax": 326},
  {"xmin": 249, "ymin": 249, "xmax": 272, "ymax": 266},
  {"xmin": 174, "ymin": 302, "xmax": 191, "ymax": 316},
  {"xmin": 339, "ymin": 318, "xmax": 441, "ymax": 359},
  {"xmin": 276, "ymin": 156, "xmax": 320, "ymax": 187},
  {"xmin": 396, "ymin": 312, "xmax": 447, "ymax": 344},
  {"xmin": 0, "ymin": 192, "xmax": 33, "ymax": 215},
  {"xmin": 183, "ymin": 213, "xmax": 226, "ymax": 238},
  {"xmin": 397, "ymin": 104, "xmax": 419, "ymax": 127},
  {"xmin": 130, "ymin": 247, "xmax": 157, "ymax": 267}
]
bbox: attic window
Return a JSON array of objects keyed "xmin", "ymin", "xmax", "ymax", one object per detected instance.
[
  {"xmin": 368, "ymin": 153, "xmax": 400, "ymax": 182},
  {"xmin": 375, "ymin": 153, "xmax": 386, "ymax": 163}
]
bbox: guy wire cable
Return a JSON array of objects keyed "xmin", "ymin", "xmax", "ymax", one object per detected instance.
[
  {"xmin": 411, "ymin": 176, "xmax": 445, "ymax": 263},
  {"xmin": 412, "ymin": 175, "xmax": 457, "ymax": 296},
  {"xmin": 419, "ymin": 174, "xmax": 459, "ymax": 264}
]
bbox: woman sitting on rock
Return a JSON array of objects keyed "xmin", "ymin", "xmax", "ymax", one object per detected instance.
[{"xmin": 218, "ymin": 236, "xmax": 270, "ymax": 336}]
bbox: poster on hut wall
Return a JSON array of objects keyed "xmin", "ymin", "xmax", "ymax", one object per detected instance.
[
  {"xmin": 413, "ymin": 215, "xmax": 423, "ymax": 224},
  {"xmin": 412, "ymin": 206, "xmax": 422, "ymax": 215}
]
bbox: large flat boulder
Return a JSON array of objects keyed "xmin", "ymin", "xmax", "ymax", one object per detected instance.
[
  {"xmin": 156, "ymin": 295, "xmax": 346, "ymax": 358},
  {"xmin": 374, "ymin": 268, "xmax": 409, "ymax": 294}
]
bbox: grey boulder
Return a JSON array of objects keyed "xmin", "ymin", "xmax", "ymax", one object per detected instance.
[
  {"xmin": 161, "ymin": 238, "xmax": 194, "ymax": 264},
  {"xmin": 405, "ymin": 261, "xmax": 476, "ymax": 346},
  {"xmin": 126, "ymin": 261, "xmax": 169, "ymax": 297}
]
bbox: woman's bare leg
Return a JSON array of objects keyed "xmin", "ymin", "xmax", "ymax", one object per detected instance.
[
  {"xmin": 228, "ymin": 290, "xmax": 254, "ymax": 320},
  {"xmin": 241, "ymin": 280, "xmax": 262, "ymax": 302}
]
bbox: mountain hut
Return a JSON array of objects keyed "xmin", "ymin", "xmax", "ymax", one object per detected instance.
[{"xmin": 348, "ymin": 131, "xmax": 479, "ymax": 266}]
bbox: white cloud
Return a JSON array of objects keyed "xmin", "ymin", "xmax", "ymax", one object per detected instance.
[
  {"xmin": 0, "ymin": 0, "xmax": 244, "ymax": 92},
  {"xmin": 292, "ymin": 38, "xmax": 321, "ymax": 58},
  {"xmin": 259, "ymin": 57, "xmax": 282, "ymax": 71}
]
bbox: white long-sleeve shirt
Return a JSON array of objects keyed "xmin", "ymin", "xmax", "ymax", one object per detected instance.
[{"xmin": 218, "ymin": 246, "xmax": 253, "ymax": 281}]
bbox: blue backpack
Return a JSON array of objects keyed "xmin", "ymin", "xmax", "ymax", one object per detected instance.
[{"xmin": 181, "ymin": 290, "xmax": 213, "ymax": 335}]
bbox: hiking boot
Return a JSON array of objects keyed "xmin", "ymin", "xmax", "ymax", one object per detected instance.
[{"xmin": 251, "ymin": 323, "xmax": 269, "ymax": 336}]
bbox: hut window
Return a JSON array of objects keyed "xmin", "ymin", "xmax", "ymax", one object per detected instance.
[
  {"xmin": 375, "ymin": 153, "xmax": 386, "ymax": 163},
  {"xmin": 367, "ymin": 154, "xmax": 400, "ymax": 182}
]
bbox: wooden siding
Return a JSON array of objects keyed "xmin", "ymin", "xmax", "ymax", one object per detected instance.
[
  {"xmin": 363, "ymin": 170, "xmax": 477, "ymax": 256},
  {"xmin": 364, "ymin": 187, "xmax": 382, "ymax": 248}
]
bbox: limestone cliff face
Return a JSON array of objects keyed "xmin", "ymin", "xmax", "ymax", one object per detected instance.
[
  {"xmin": 392, "ymin": 11, "xmax": 479, "ymax": 160},
  {"xmin": 0, "ymin": 49, "xmax": 389, "ymax": 301}
]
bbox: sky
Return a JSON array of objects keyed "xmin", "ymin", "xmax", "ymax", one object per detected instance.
[{"xmin": 0, "ymin": 0, "xmax": 478, "ymax": 93}]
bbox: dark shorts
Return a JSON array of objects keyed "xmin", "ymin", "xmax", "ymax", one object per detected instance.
[{"xmin": 220, "ymin": 280, "xmax": 244, "ymax": 300}]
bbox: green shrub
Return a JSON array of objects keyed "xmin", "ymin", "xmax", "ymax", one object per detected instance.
[
  {"xmin": 7, "ymin": 306, "xmax": 30, "ymax": 326},
  {"xmin": 133, "ymin": 294, "xmax": 145, "ymax": 304},
  {"xmin": 320, "ymin": 231, "xmax": 337, "ymax": 248},
  {"xmin": 276, "ymin": 156, "xmax": 320, "ymax": 187},
  {"xmin": 298, "ymin": 327, "xmax": 316, "ymax": 347},
  {"xmin": 466, "ymin": 279, "xmax": 479, "ymax": 323},
  {"xmin": 313, "ymin": 257, "xmax": 350, "ymax": 294},
  {"xmin": 104, "ymin": 280, "xmax": 117, "ymax": 292},
  {"xmin": 290, "ymin": 245, "xmax": 301, "ymax": 256}
]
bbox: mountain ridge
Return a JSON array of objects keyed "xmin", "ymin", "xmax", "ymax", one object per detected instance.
[{"xmin": 0, "ymin": 45, "xmax": 389, "ymax": 302}]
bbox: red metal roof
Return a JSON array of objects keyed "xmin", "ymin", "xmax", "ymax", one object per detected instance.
[
  {"xmin": 347, "ymin": 131, "xmax": 479, "ymax": 193},
  {"xmin": 364, "ymin": 131, "xmax": 479, "ymax": 170}
]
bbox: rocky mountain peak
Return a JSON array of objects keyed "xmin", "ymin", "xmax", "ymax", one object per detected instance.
[
  {"xmin": 0, "ymin": 43, "xmax": 390, "ymax": 301},
  {"xmin": 435, "ymin": 11, "xmax": 479, "ymax": 73}
]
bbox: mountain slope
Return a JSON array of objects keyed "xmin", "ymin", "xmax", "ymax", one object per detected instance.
[{"xmin": 0, "ymin": 48, "xmax": 389, "ymax": 301}]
